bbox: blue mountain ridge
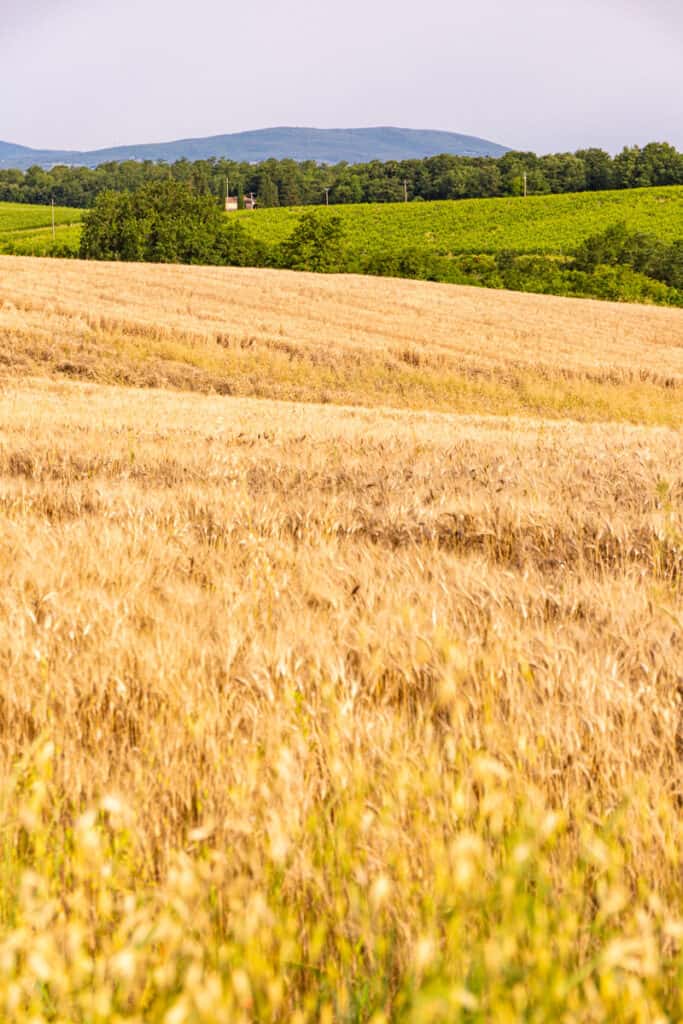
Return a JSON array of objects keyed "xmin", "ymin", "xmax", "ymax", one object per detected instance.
[{"xmin": 0, "ymin": 126, "xmax": 509, "ymax": 170}]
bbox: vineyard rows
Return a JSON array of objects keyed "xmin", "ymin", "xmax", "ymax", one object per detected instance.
[
  {"xmin": 1, "ymin": 186, "xmax": 682, "ymax": 261},
  {"xmin": 234, "ymin": 186, "xmax": 683, "ymax": 257}
]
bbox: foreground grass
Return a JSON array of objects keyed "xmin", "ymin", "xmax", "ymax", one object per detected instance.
[
  {"xmin": 2, "ymin": 256, "xmax": 683, "ymax": 426},
  {"xmin": 0, "ymin": 376, "xmax": 682, "ymax": 1020},
  {"xmin": 1, "ymin": 262, "xmax": 683, "ymax": 1019}
]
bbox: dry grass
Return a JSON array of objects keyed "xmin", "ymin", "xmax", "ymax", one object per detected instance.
[
  {"xmin": 3, "ymin": 377, "xmax": 682, "ymax": 806},
  {"xmin": 2, "ymin": 256, "xmax": 683, "ymax": 424},
  {"xmin": 0, "ymin": 259, "xmax": 682, "ymax": 1020}
]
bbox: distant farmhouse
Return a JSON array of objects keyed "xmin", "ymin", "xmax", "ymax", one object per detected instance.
[{"xmin": 225, "ymin": 183, "xmax": 256, "ymax": 211}]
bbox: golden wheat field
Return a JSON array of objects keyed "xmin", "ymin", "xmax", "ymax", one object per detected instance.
[
  {"xmin": 3, "ymin": 255, "xmax": 683, "ymax": 423},
  {"xmin": 1, "ymin": 255, "xmax": 683, "ymax": 1022}
]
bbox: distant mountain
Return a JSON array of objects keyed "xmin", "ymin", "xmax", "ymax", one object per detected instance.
[{"xmin": 0, "ymin": 127, "xmax": 509, "ymax": 170}]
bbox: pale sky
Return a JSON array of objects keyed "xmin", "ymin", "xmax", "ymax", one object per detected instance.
[{"xmin": 2, "ymin": 0, "xmax": 682, "ymax": 155}]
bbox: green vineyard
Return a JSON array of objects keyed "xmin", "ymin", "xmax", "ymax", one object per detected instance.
[
  {"xmin": 232, "ymin": 186, "xmax": 683, "ymax": 256},
  {"xmin": 0, "ymin": 202, "xmax": 85, "ymax": 255},
  {"xmin": 2, "ymin": 187, "xmax": 682, "ymax": 260}
]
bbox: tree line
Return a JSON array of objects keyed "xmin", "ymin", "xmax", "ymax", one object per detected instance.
[{"xmin": 2, "ymin": 142, "xmax": 683, "ymax": 210}]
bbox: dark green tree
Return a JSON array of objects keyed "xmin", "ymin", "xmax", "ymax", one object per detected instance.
[
  {"xmin": 612, "ymin": 147, "xmax": 640, "ymax": 189},
  {"xmin": 79, "ymin": 190, "xmax": 148, "ymax": 261},
  {"xmin": 575, "ymin": 148, "xmax": 613, "ymax": 191},
  {"xmin": 256, "ymin": 172, "xmax": 280, "ymax": 208},
  {"xmin": 80, "ymin": 180, "xmax": 226, "ymax": 264},
  {"xmin": 279, "ymin": 212, "xmax": 346, "ymax": 272},
  {"xmin": 636, "ymin": 143, "xmax": 683, "ymax": 187}
]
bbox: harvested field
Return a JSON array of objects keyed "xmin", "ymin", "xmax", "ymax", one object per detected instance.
[
  {"xmin": 2, "ymin": 256, "xmax": 683, "ymax": 422},
  {"xmin": 0, "ymin": 258, "xmax": 682, "ymax": 1020}
]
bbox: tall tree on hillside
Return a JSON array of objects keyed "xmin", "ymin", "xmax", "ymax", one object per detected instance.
[
  {"xmin": 257, "ymin": 172, "xmax": 280, "ymax": 208},
  {"xmin": 80, "ymin": 180, "xmax": 225, "ymax": 264},
  {"xmin": 540, "ymin": 154, "xmax": 586, "ymax": 194},
  {"xmin": 635, "ymin": 143, "xmax": 683, "ymax": 187},
  {"xmin": 612, "ymin": 147, "xmax": 641, "ymax": 189},
  {"xmin": 576, "ymin": 148, "xmax": 613, "ymax": 191},
  {"xmin": 279, "ymin": 211, "xmax": 346, "ymax": 272}
]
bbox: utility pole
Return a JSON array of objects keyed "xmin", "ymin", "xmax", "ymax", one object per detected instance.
[
  {"xmin": 323, "ymin": 187, "xmax": 330, "ymax": 206},
  {"xmin": 403, "ymin": 179, "xmax": 409, "ymax": 203},
  {"xmin": 523, "ymin": 172, "xmax": 528, "ymax": 198},
  {"xmin": 51, "ymin": 197, "xmax": 56, "ymax": 241}
]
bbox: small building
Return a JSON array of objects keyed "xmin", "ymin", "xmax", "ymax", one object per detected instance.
[{"xmin": 225, "ymin": 193, "xmax": 257, "ymax": 211}]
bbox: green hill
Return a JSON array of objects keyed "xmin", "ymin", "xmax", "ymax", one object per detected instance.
[
  {"xmin": 6, "ymin": 186, "xmax": 681, "ymax": 258},
  {"xmin": 229, "ymin": 186, "xmax": 683, "ymax": 305},
  {"xmin": 232, "ymin": 186, "xmax": 683, "ymax": 256},
  {"xmin": 0, "ymin": 202, "xmax": 84, "ymax": 255}
]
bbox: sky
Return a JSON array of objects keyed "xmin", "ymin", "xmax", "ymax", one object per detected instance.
[{"xmin": 1, "ymin": 0, "xmax": 682, "ymax": 155}]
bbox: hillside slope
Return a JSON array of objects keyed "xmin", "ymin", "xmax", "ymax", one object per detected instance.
[
  {"xmin": 235, "ymin": 186, "xmax": 683, "ymax": 253},
  {"xmin": 2, "ymin": 255, "xmax": 683, "ymax": 424},
  {"xmin": 0, "ymin": 201, "xmax": 84, "ymax": 255},
  {"xmin": 0, "ymin": 126, "xmax": 509, "ymax": 170}
]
